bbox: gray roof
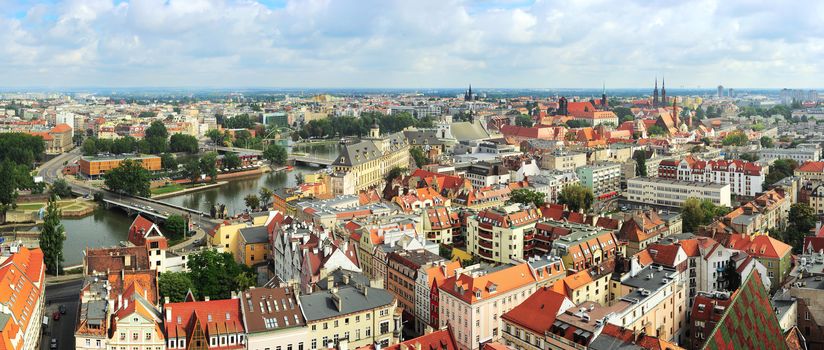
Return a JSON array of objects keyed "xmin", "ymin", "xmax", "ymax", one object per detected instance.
[
  {"xmin": 589, "ymin": 334, "xmax": 647, "ymax": 350},
  {"xmin": 450, "ymin": 122, "xmax": 489, "ymax": 142},
  {"xmin": 86, "ymin": 300, "xmax": 108, "ymax": 326},
  {"xmin": 299, "ymin": 285, "xmax": 395, "ymax": 321},
  {"xmin": 333, "ymin": 139, "xmax": 382, "ymax": 166},
  {"xmin": 404, "ymin": 129, "xmax": 448, "ymax": 146},
  {"xmin": 315, "ymin": 269, "xmax": 371, "ymax": 291},
  {"xmin": 240, "ymin": 225, "xmax": 269, "ymax": 244}
]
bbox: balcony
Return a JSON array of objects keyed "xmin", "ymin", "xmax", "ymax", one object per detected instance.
[
  {"xmin": 523, "ymin": 243, "xmax": 535, "ymax": 251},
  {"xmin": 478, "ymin": 231, "xmax": 493, "ymax": 240},
  {"xmin": 479, "ymin": 249, "xmax": 493, "ymax": 259},
  {"xmin": 479, "ymin": 240, "xmax": 493, "ymax": 249}
]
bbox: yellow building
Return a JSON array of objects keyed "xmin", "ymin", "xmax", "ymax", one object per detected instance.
[
  {"xmin": 301, "ymin": 283, "xmax": 401, "ymax": 349},
  {"xmin": 330, "ymin": 124, "xmax": 410, "ymax": 193},
  {"xmin": 238, "ymin": 225, "xmax": 270, "ymax": 266}
]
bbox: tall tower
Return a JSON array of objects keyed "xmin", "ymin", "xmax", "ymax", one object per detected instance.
[
  {"xmin": 653, "ymin": 77, "xmax": 660, "ymax": 107},
  {"xmin": 661, "ymin": 76, "xmax": 667, "ymax": 106},
  {"xmin": 465, "ymin": 84, "xmax": 473, "ymax": 101},
  {"xmin": 601, "ymin": 82, "xmax": 607, "ymax": 107},
  {"xmin": 369, "ymin": 120, "xmax": 380, "ymax": 138}
]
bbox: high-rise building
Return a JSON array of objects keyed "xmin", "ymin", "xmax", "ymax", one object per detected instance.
[{"xmin": 717, "ymin": 85, "xmax": 724, "ymax": 98}]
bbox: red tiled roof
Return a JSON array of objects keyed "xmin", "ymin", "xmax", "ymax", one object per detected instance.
[
  {"xmin": 797, "ymin": 161, "xmax": 824, "ymax": 173},
  {"xmin": 501, "ymin": 287, "xmax": 570, "ymax": 334},
  {"xmin": 383, "ymin": 328, "xmax": 459, "ymax": 350}
]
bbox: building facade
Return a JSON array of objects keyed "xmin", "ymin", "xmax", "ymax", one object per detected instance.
[{"xmin": 626, "ymin": 177, "xmax": 732, "ymax": 208}]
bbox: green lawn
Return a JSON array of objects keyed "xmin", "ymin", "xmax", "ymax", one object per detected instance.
[{"xmin": 151, "ymin": 183, "xmax": 185, "ymax": 195}]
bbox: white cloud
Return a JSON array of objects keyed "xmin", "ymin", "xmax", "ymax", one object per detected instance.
[{"xmin": 0, "ymin": 0, "xmax": 822, "ymax": 88}]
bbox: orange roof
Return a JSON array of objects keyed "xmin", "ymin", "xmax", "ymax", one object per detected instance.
[
  {"xmin": 727, "ymin": 234, "xmax": 792, "ymax": 259},
  {"xmin": 50, "ymin": 123, "xmax": 72, "ymax": 133},
  {"xmin": 0, "ymin": 247, "xmax": 45, "ymax": 349},
  {"xmin": 501, "ymin": 287, "xmax": 570, "ymax": 334},
  {"xmin": 383, "ymin": 328, "xmax": 459, "ymax": 350},
  {"xmin": 440, "ymin": 263, "xmax": 536, "ymax": 304},
  {"xmin": 797, "ymin": 161, "xmax": 824, "ymax": 173}
]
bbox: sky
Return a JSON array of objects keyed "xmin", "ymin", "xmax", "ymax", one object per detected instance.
[{"xmin": 0, "ymin": 0, "xmax": 822, "ymax": 89}]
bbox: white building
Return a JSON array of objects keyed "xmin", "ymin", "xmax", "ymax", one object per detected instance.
[
  {"xmin": 626, "ymin": 177, "xmax": 732, "ymax": 207},
  {"xmin": 672, "ymin": 158, "xmax": 766, "ymax": 197},
  {"xmin": 758, "ymin": 147, "xmax": 821, "ymax": 164}
]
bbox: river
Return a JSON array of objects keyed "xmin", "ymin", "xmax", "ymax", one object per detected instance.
[{"xmin": 56, "ymin": 142, "xmax": 340, "ymax": 265}]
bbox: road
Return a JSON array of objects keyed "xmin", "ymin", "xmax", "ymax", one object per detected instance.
[
  {"xmin": 41, "ymin": 279, "xmax": 83, "ymax": 350},
  {"xmin": 36, "ymin": 150, "xmax": 216, "ymax": 251}
]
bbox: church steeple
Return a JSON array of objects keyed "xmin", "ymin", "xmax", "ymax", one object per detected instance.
[
  {"xmin": 661, "ymin": 76, "xmax": 667, "ymax": 106},
  {"xmin": 653, "ymin": 77, "xmax": 660, "ymax": 107},
  {"xmin": 601, "ymin": 82, "xmax": 607, "ymax": 107},
  {"xmin": 465, "ymin": 84, "xmax": 473, "ymax": 101}
]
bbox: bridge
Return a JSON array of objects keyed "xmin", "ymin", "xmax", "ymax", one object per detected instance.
[
  {"xmin": 290, "ymin": 154, "xmax": 335, "ymax": 167},
  {"xmin": 208, "ymin": 145, "xmax": 263, "ymax": 155},
  {"xmin": 102, "ymin": 198, "xmax": 170, "ymax": 221}
]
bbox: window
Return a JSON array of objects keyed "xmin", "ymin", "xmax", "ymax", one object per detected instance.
[
  {"xmin": 145, "ymin": 332, "xmax": 152, "ymax": 341},
  {"xmin": 299, "ymin": 342, "xmax": 304, "ymax": 350},
  {"xmin": 133, "ymin": 333, "xmax": 140, "ymax": 341},
  {"xmin": 86, "ymin": 340, "xmax": 91, "ymax": 347},
  {"xmin": 366, "ymin": 326, "xmax": 372, "ymax": 337},
  {"xmin": 311, "ymin": 339, "xmax": 317, "ymax": 350},
  {"xmin": 120, "ymin": 333, "xmax": 126, "ymax": 341},
  {"xmin": 380, "ymin": 321, "xmax": 390, "ymax": 334}
]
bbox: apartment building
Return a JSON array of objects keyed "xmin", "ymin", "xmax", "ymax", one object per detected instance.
[
  {"xmin": 575, "ymin": 162, "xmax": 621, "ymax": 198},
  {"xmin": 618, "ymin": 210, "xmax": 682, "ymax": 256},
  {"xmin": 658, "ymin": 157, "xmax": 766, "ymax": 197},
  {"xmin": 625, "ymin": 177, "xmax": 732, "ymax": 208},
  {"xmin": 108, "ymin": 289, "xmax": 165, "ymax": 350},
  {"xmin": 719, "ymin": 189, "xmax": 790, "ymax": 235},
  {"xmin": 465, "ymin": 204, "xmax": 542, "ymax": 264},
  {"xmin": 240, "ymin": 287, "xmax": 308, "ymax": 350},
  {"xmin": 465, "ymin": 162, "xmax": 511, "ymax": 189},
  {"xmin": 795, "ymin": 161, "xmax": 824, "ymax": 183},
  {"xmin": 415, "ymin": 261, "xmax": 462, "ymax": 332},
  {"xmin": 438, "ymin": 263, "xmax": 542, "ymax": 350},
  {"xmin": 300, "ymin": 283, "xmax": 400, "ymax": 349},
  {"xmin": 500, "ymin": 288, "xmax": 575, "ymax": 350},
  {"xmin": 539, "ymin": 151, "xmax": 586, "ymax": 172},
  {"xmin": 385, "ymin": 249, "xmax": 443, "ymax": 329},
  {"xmin": 163, "ymin": 297, "xmax": 245, "ymax": 350},
  {"xmin": 0, "ymin": 247, "xmax": 45, "ymax": 350},
  {"xmin": 725, "ymin": 234, "xmax": 792, "ymax": 290},
  {"xmin": 758, "ymin": 147, "xmax": 821, "ymax": 164},
  {"xmin": 421, "ymin": 206, "xmax": 462, "ymax": 245},
  {"xmin": 534, "ymin": 220, "xmax": 618, "ymax": 272}
]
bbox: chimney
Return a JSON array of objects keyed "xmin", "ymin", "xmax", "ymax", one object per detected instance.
[
  {"xmin": 415, "ymin": 343, "xmax": 421, "ymax": 350},
  {"xmin": 205, "ymin": 296, "xmax": 210, "ymax": 301},
  {"xmin": 165, "ymin": 306, "xmax": 172, "ymax": 322},
  {"xmin": 118, "ymin": 294, "xmax": 123, "ymax": 308},
  {"xmin": 327, "ymin": 275, "xmax": 335, "ymax": 289},
  {"xmin": 164, "ymin": 296, "xmax": 170, "ymax": 305}
]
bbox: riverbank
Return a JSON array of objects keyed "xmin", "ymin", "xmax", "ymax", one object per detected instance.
[
  {"xmin": 151, "ymin": 181, "xmax": 228, "ymax": 199},
  {"xmin": 2, "ymin": 198, "xmax": 97, "ymax": 223}
]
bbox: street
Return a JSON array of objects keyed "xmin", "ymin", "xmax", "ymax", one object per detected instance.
[{"xmin": 41, "ymin": 279, "xmax": 83, "ymax": 350}]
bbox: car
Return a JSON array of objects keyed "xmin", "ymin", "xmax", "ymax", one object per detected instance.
[
  {"xmin": 58, "ymin": 305, "xmax": 66, "ymax": 314},
  {"xmin": 52, "ymin": 311, "xmax": 60, "ymax": 321},
  {"xmin": 50, "ymin": 338, "xmax": 58, "ymax": 350}
]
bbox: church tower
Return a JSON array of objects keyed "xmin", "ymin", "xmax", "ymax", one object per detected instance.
[
  {"xmin": 653, "ymin": 77, "xmax": 659, "ymax": 107},
  {"xmin": 464, "ymin": 84, "xmax": 473, "ymax": 101},
  {"xmin": 369, "ymin": 120, "xmax": 380, "ymax": 138},
  {"xmin": 601, "ymin": 83, "xmax": 607, "ymax": 107},
  {"xmin": 661, "ymin": 76, "xmax": 667, "ymax": 106}
]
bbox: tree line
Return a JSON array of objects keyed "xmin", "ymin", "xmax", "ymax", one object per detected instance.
[{"xmin": 294, "ymin": 111, "xmax": 435, "ymax": 139}]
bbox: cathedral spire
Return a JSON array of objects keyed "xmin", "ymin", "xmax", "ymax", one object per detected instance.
[
  {"xmin": 662, "ymin": 76, "xmax": 667, "ymax": 106},
  {"xmin": 653, "ymin": 77, "xmax": 659, "ymax": 107}
]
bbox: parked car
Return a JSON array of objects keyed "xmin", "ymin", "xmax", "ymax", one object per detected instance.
[
  {"xmin": 50, "ymin": 338, "xmax": 58, "ymax": 350},
  {"xmin": 52, "ymin": 311, "xmax": 60, "ymax": 321}
]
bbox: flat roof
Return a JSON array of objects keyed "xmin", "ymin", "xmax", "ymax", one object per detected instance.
[
  {"xmin": 628, "ymin": 176, "xmax": 729, "ymax": 189},
  {"xmin": 81, "ymin": 153, "xmax": 161, "ymax": 161}
]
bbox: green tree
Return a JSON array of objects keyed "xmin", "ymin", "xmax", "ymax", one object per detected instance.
[
  {"xmin": 635, "ymin": 154, "xmax": 647, "ymax": 177},
  {"xmin": 184, "ymin": 158, "xmax": 201, "ymax": 185},
  {"xmin": 515, "ymin": 114, "xmax": 533, "ymax": 127},
  {"xmin": 164, "ymin": 214, "xmax": 187, "ymax": 240},
  {"xmin": 565, "ymin": 120, "xmax": 591, "ymax": 128},
  {"xmin": 0, "ymin": 133, "xmax": 45, "ymax": 165},
  {"xmin": 144, "ymin": 121, "xmax": 169, "ymax": 154},
  {"xmin": 158, "ymin": 272, "xmax": 195, "ymax": 303},
  {"xmin": 647, "ymin": 125, "xmax": 667, "ymax": 136},
  {"xmin": 111, "ymin": 136, "xmax": 138, "ymax": 154},
  {"xmin": 263, "ymin": 144, "xmax": 288, "ymax": 165},
  {"xmin": 160, "ymin": 153, "xmax": 178, "ymax": 171},
  {"xmin": 439, "ymin": 245, "xmax": 453, "ymax": 260},
  {"xmin": 82, "ymin": 138, "xmax": 97, "ymax": 156},
  {"xmin": 206, "ymin": 129, "xmax": 225, "ymax": 145},
  {"xmin": 103, "ymin": 159, "xmax": 151, "ymax": 196},
  {"xmin": 558, "ymin": 184, "xmax": 594, "ymax": 212},
  {"xmin": 410, "ymin": 147, "xmax": 427, "ymax": 168},
  {"xmin": 789, "ymin": 203, "xmax": 816, "ymax": 234},
  {"xmin": 169, "ymin": 134, "xmax": 199, "ymax": 154},
  {"xmin": 200, "ymin": 152, "xmax": 218, "ymax": 183},
  {"xmin": 508, "ymin": 189, "xmax": 546, "ymax": 207},
  {"xmin": 740, "ymin": 153, "xmax": 759, "ymax": 162},
  {"xmin": 50, "ymin": 179, "xmax": 73, "ymax": 198},
  {"xmin": 760, "ymin": 136, "xmax": 775, "ymax": 148},
  {"xmin": 385, "ymin": 167, "xmax": 407, "ymax": 182},
  {"xmin": 722, "ymin": 130, "xmax": 749, "ymax": 146},
  {"xmin": 40, "ymin": 194, "xmax": 66, "ymax": 275},
  {"xmin": 223, "ymin": 152, "xmax": 241, "ymax": 169},
  {"xmin": 765, "ymin": 159, "xmax": 799, "ymax": 186},
  {"xmin": 187, "ymin": 249, "xmax": 255, "ymax": 300},
  {"xmin": 614, "ymin": 107, "xmax": 634, "ymax": 124},
  {"xmin": 145, "ymin": 120, "xmax": 169, "ymax": 139},
  {"xmin": 0, "ymin": 160, "xmax": 21, "ymax": 212},
  {"xmin": 244, "ymin": 194, "xmax": 260, "ymax": 210},
  {"xmin": 259, "ymin": 188, "xmax": 273, "ymax": 209},
  {"xmin": 681, "ymin": 198, "xmax": 706, "ymax": 232}
]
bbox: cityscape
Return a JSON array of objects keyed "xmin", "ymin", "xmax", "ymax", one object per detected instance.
[{"xmin": 1, "ymin": 1, "xmax": 824, "ymax": 350}]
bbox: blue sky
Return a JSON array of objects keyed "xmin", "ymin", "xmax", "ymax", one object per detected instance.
[{"xmin": 0, "ymin": 0, "xmax": 821, "ymax": 89}]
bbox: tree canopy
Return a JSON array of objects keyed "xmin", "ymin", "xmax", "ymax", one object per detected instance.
[
  {"xmin": 558, "ymin": 184, "xmax": 594, "ymax": 212},
  {"xmin": 39, "ymin": 194, "xmax": 66, "ymax": 275},
  {"xmin": 263, "ymin": 144, "xmax": 287, "ymax": 165},
  {"xmin": 681, "ymin": 198, "xmax": 730, "ymax": 232},
  {"xmin": 163, "ymin": 214, "xmax": 187, "ymax": 240},
  {"xmin": 515, "ymin": 114, "xmax": 533, "ymax": 127},
  {"xmin": 184, "ymin": 249, "xmax": 256, "ymax": 300},
  {"xmin": 103, "ymin": 159, "xmax": 151, "ymax": 196},
  {"xmin": 410, "ymin": 147, "xmax": 427, "ymax": 168},
  {"xmin": 0, "ymin": 133, "xmax": 45, "ymax": 166},
  {"xmin": 760, "ymin": 136, "xmax": 775, "ymax": 148},
  {"xmin": 508, "ymin": 188, "xmax": 546, "ymax": 207},
  {"xmin": 169, "ymin": 133, "xmax": 199, "ymax": 154},
  {"xmin": 721, "ymin": 130, "xmax": 749, "ymax": 146},
  {"xmin": 158, "ymin": 272, "xmax": 195, "ymax": 303},
  {"xmin": 765, "ymin": 159, "xmax": 798, "ymax": 186}
]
